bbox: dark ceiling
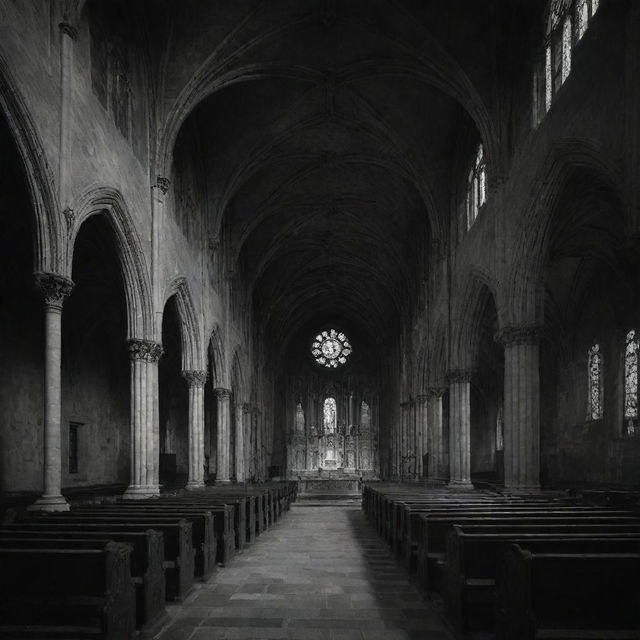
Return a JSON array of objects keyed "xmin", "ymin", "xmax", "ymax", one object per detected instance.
[{"xmin": 157, "ymin": 0, "xmax": 541, "ymax": 367}]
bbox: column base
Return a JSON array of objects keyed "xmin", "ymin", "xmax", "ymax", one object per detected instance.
[
  {"xmin": 216, "ymin": 479, "xmax": 233, "ymax": 485},
  {"xmin": 27, "ymin": 494, "xmax": 70, "ymax": 512},
  {"xmin": 185, "ymin": 481, "xmax": 206, "ymax": 490},
  {"xmin": 447, "ymin": 480, "xmax": 474, "ymax": 491},
  {"xmin": 123, "ymin": 484, "xmax": 160, "ymax": 500}
]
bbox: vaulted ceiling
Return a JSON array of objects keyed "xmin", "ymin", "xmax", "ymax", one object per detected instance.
[{"xmin": 154, "ymin": 0, "xmax": 541, "ymax": 366}]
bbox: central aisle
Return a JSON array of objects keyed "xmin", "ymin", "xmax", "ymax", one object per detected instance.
[{"xmin": 157, "ymin": 505, "xmax": 453, "ymax": 640}]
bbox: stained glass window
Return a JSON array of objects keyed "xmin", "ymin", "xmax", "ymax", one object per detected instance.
[
  {"xmin": 295, "ymin": 403, "xmax": 305, "ymax": 432},
  {"xmin": 537, "ymin": 0, "xmax": 599, "ymax": 124},
  {"xmin": 323, "ymin": 397, "xmax": 337, "ymax": 433},
  {"xmin": 587, "ymin": 344, "xmax": 603, "ymax": 420},
  {"xmin": 311, "ymin": 328, "xmax": 352, "ymax": 368},
  {"xmin": 466, "ymin": 144, "xmax": 487, "ymax": 230},
  {"xmin": 624, "ymin": 330, "xmax": 638, "ymax": 435}
]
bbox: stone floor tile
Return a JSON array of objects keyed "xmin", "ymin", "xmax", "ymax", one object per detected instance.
[{"xmin": 157, "ymin": 506, "xmax": 453, "ymax": 640}]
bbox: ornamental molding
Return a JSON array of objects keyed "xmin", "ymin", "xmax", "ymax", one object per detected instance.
[
  {"xmin": 154, "ymin": 176, "xmax": 170, "ymax": 195},
  {"xmin": 34, "ymin": 272, "xmax": 74, "ymax": 309},
  {"xmin": 128, "ymin": 339, "xmax": 164, "ymax": 362},
  {"xmin": 62, "ymin": 207, "xmax": 75, "ymax": 229},
  {"xmin": 59, "ymin": 21, "xmax": 78, "ymax": 40},
  {"xmin": 427, "ymin": 387, "xmax": 448, "ymax": 399},
  {"xmin": 496, "ymin": 325, "xmax": 544, "ymax": 346},
  {"xmin": 182, "ymin": 370, "xmax": 207, "ymax": 387},
  {"xmin": 447, "ymin": 369, "xmax": 474, "ymax": 384},
  {"xmin": 215, "ymin": 387, "xmax": 232, "ymax": 399}
]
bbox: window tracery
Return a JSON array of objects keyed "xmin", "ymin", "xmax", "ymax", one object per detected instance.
[
  {"xmin": 466, "ymin": 144, "xmax": 487, "ymax": 230},
  {"xmin": 323, "ymin": 397, "xmax": 337, "ymax": 433},
  {"xmin": 311, "ymin": 329, "xmax": 352, "ymax": 368},
  {"xmin": 587, "ymin": 344, "xmax": 603, "ymax": 420},
  {"xmin": 535, "ymin": 0, "xmax": 600, "ymax": 123},
  {"xmin": 624, "ymin": 330, "xmax": 638, "ymax": 435}
]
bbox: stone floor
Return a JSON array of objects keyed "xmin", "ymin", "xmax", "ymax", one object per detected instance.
[{"xmin": 155, "ymin": 504, "xmax": 454, "ymax": 640}]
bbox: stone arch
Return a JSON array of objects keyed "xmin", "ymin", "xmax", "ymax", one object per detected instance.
[
  {"xmin": 208, "ymin": 323, "xmax": 227, "ymax": 388},
  {"xmin": 507, "ymin": 139, "xmax": 623, "ymax": 325},
  {"xmin": 68, "ymin": 186, "xmax": 153, "ymax": 341},
  {"xmin": 0, "ymin": 52, "xmax": 61, "ymax": 273},
  {"xmin": 163, "ymin": 276, "xmax": 204, "ymax": 371},
  {"xmin": 451, "ymin": 268, "xmax": 501, "ymax": 370},
  {"xmin": 230, "ymin": 348, "xmax": 248, "ymax": 401}
]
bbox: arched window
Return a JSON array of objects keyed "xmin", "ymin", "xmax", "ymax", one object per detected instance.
[
  {"xmin": 534, "ymin": 0, "xmax": 600, "ymax": 124},
  {"xmin": 466, "ymin": 144, "xmax": 487, "ymax": 230},
  {"xmin": 323, "ymin": 397, "xmax": 337, "ymax": 433},
  {"xmin": 361, "ymin": 401, "xmax": 371, "ymax": 431},
  {"xmin": 295, "ymin": 403, "xmax": 305, "ymax": 432},
  {"xmin": 587, "ymin": 344, "xmax": 603, "ymax": 420},
  {"xmin": 624, "ymin": 330, "xmax": 638, "ymax": 435}
]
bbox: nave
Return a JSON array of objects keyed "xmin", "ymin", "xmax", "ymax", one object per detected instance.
[{"xmin": 158, "ymin": 504, "xmax": 452, "ymax": 640}]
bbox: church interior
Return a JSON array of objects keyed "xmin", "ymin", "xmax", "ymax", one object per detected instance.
[{"xmin": 1, "ymin": 0, "xmax": 640, "ymax": 638}]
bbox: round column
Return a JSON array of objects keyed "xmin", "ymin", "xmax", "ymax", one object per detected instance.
[
  {"xmin": 447, "ymin": 370, "xmax": 473, "ymax": 488},
  {"xmin": 215, "ymin": 388, "xmax": 232, "ymax": 483},
  {"xmin": 499, "ymin": 326, "xmax": 542, "ymax": 490},
  {"xmin": 183, "ymin": 370, "xmax": 208, "ymax": 489},
  {"xmin": 29, "ymin": 273, "xmax": 74, "ymax": 511}
]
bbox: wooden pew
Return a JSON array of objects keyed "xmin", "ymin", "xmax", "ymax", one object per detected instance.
[
  {"xmin": 496, "ymin": 544, "xmax": 640, "ymax": 640},
  {"xmin": 417, "ymin": 518, "xmax": 640, "ymax": 592},
  {"xmin": 0, "ymin": 529, "xmax": 166, "ymax": 634},
  {"xmin": 444, "ymin": 528, "xmax": 640, "ymax": 634},
  {"xmin": 8, "ymin": 518, "xmax": 194, "ymax": 601},
  {"xmin": 0, "ymin": 542, "xmax": 136, "ymax": 640},
  {"xmin": 71, "ymin": 505, "xmax": 217, "ymax": 576}
]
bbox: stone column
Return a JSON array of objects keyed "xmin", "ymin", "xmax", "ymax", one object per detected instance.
[
  {"xmin": 215, "ymin": 388, "xmax": 232, "ymax": 483},
  {"xmin": 427, "ymin": 387, "xmax": 447, "ymax": 482},
  {"xmin": 448, "ymin": 370, "xmax": 473, "ymax": 488},
  {"xmin": 125, "ymin": 339, "xmax": 163, "ymax": 499},
  {"xmin": 29, "ymin": 273, "xmax": 74, "ymax": 511},
  {"xmin": 415, "ymin": 395, "xmax": 428, "ymax": 478},
  {"xmin": 499, "ymin": 326, "xmax": 542, "ymax": 490},
  {"xmin": 234, "ymin": 401, "xmax": 246, "ymax": 483},
  {"xmin": 183, "ymin": 370, "xmax": 207, "ymax": 489}
]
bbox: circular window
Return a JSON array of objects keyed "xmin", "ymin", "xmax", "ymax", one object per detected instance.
[{"xmin": 311, "ymin": 329, "xmax": 352, "ymax": 369}]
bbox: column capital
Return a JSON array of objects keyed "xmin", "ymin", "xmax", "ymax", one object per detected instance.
[
  {"xmin": 215, "ymin": 387, "xmax": 232, "ymax": 399},
  {"xmin": 154, "ymin": 176, "xmax": 171, "ymax": 195},
  {"xmin": 447, "ymin": 369, "xmax": 474, "ymax": 384},
  {"xmin": 182, "ymin": 370, "xmax": 207, "ymax": 388},
  {"xmin": 415, "ymin": 394, "xmax": 429, "ymax": 403},
  {"xmin": 34, "ymin": 272, "xmax": 74, "ymax": 310},
  {"xmin": 242, "ymin": 403, "xmax": 252, "ymax": 414},
  {"xmin": 427, "ymin": 386, "xmax": 448, "ymax": 399},
  {"xmin": 128, "ymin": 339, "xmax": 164, "ymax": 362},
  {"xmin": 496, "ymin": 324, "xmax": 544, "ymax": 346},
  {"xmin": 59, "ymin": 21, "xmax": 78, "ymax": 40}
]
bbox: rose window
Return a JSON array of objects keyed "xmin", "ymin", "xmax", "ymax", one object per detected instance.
[{"xmin": 311, "ymin": 329, "xmax": 352, "ymax": 368}]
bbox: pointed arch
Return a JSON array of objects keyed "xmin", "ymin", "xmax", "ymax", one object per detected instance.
[
  {"xmin": 69, "ymin": 186, "xmax": 153, "ymax": 340},
  {"xmin": 451, "ymin": 268, "xmax": 500, "ymax": 370},
  {"xmin": 0, "ymin": 51, "xmax": 62, "ymax": 273},
  {"xmin": 208, "ymin": 323, "xmax": 227, "ymax": 387},
  {"xmin": 507, "ymin": 138, "xmax": 623, "ymax": 325},
  {"xmin": 164, "ymin": 276, "xmax": 203, "ymax": 371}
]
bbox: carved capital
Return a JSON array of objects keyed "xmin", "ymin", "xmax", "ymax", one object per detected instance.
[
  {"xmin": 59, "ymin": 21, "xmax": 78, "ymax": 40},
  {"xmin": 182, "ymin": 370, "xmax": 207, "ymax": 388},
  {"xmin": 34, "ymin": 272, "xmax": 74, "ymax": 310},
  {"xmin": 215, "ymin": 387, "xmax": 232, "ymax": 400},
  {"xmin": 416, "ymin": 394, "xmax": 429, "ymax": 404},
  {"xmin": 62, "ymin": 207, "xmax": 75, "ymax": 228},
  {"xmin": 154, "ymin": 176, "xmax": 170, "ymax": 195},
  {"xmin": 447, "ymin": 369, "xmax": 474, "ymax": 384},
  {"xmin": 427, "ymin": 387, "xmax": 448, "ymax": 399},
  {"xmin": 128, "ymin": 339, "xmax": 164, "ymax": 362},
  {"xmin": 497, "ymin": 325, "xmax": 544, "ymax": 346},
  {"xmin": 242, "ymin": 403, "xmax": 252, "ymax": 414}
]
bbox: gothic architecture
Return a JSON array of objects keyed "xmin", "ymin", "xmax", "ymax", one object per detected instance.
[{"xmin": 1, "ymin": 0, "xmax": 639, "ymax": 510}]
